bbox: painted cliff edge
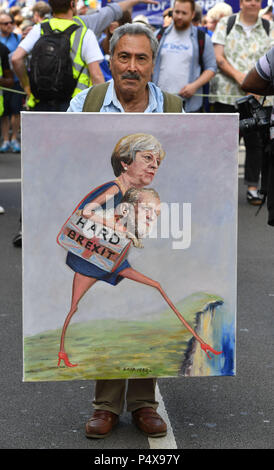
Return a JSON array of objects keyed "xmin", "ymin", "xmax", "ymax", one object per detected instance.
[{"xmin": 23, "ymin": 292, "xmax": 233, "ymax": 381}]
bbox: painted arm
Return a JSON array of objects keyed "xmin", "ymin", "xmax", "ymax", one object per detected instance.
[{"xmin": 120, "ymin": 267, "xmax": 223, "ymax": 359}]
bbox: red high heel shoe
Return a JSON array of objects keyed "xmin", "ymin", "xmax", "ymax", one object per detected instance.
[
  {"xmin": 200, "ymin": 343, "xmax": 223, "ymax": 360},
  {"xmin": 57, "ymin": 351, "xmax": 78, "ymax": 367}
]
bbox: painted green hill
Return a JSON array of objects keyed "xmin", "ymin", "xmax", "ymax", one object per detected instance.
[{"xmin": 24, "ymin": 292, "xmax": 223, "ymax": 381}]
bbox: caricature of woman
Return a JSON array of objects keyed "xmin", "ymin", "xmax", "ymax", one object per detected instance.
[
  {"xmin": 57, "ymin": 134, "xmax": 222, "ymax": 367},
  {"xmin": 57, "ymin": 133, "xmax": 166, "ymax": 366}
]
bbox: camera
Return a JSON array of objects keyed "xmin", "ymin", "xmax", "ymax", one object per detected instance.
[{"xmin": 235, "ymin": 95, "xmax": 271, "ymax": 134}]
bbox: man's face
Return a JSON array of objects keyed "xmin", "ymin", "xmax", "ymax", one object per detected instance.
[
  {"xmin": 110, "ymin": 34, "xmax": 154, "ymax": 98},
  {"xmin": 240, "ymin": 0, "xmax": 261, "ymax": 17},
  {"xmin": 0, "ymin": 15, "xmax": 14, "ymax": 35},
  {"xmin": 172, "ymin": 1, "xmax": 195, "ymax": 30}
]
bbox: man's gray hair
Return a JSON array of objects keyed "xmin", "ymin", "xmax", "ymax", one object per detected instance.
[{"xmin": 109, "ymin": 22, "xmax": 159, "ymax": 62}]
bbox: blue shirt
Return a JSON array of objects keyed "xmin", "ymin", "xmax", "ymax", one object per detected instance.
[
  {"xmin": 0, "ymin": 32, "xmax": 21, "ymax": 53},
  {"xmin": 0, "ymin": 32, "xmax": 21, "ymax": 82},
  {"xmin": 67, "ymin": 79, "xmax": 184, "ymax": 113}
]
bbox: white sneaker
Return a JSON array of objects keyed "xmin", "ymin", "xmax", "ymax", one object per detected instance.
[{"xmin": 0, "ymin": 205, "xmax": 5, "ymax": 214}]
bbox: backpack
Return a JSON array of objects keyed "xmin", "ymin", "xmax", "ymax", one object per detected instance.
[
  {"xmin": 156, "ymin": 26, "xmax": 205, "ymax": 70},
  {"xmin": 29, "ymin": 21, "xmax": 81, "ymax": 102},
  {"xmin": 226, "ymin": 14, "xmax": 270, "ymax": 36},
  {"xmin": 82, "ymin": 82, "xmax": 183, "ymax": 113}
]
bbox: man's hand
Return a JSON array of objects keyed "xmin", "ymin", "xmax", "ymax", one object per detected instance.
[
  {"xmin": 179, "ymin": 83, "xmax": 198, "ymax": 98},
  {"xmin": 24, "ymin": 85, "xmax": 31, "ymax": 98}
]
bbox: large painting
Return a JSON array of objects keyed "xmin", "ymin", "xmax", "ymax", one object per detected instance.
[{"xmin": 22, "ymin": 112, "xmax": 238, "ymax": 381}]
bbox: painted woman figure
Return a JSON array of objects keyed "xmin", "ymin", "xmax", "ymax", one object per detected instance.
[
  {"xmin": 57, "ymin": 133, "xmax": 166, "ymax": 366},
  {"xmin": 57, "ymin": 133, "xmax": 222, "ymax": 367}
]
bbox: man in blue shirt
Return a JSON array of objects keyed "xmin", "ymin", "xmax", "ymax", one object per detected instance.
[
  {"xmin": 0, "ymin": 11, "xmax": 22, "ymax": 153},
  {"xmin": 68, "ymin": 22, "xmax": 184, "ymax": 114},
  {"xmin": 67, "ymin": 22, "xmax": 183, "ymax": 441},
  {"xmin": 152, "ymin": 0, "xmax": 217, "ymax": 113}
]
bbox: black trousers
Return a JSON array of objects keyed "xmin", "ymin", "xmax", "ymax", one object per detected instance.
[{"xmin": 212, "ymin": 102, "xmax": 271, "ymax": 187}]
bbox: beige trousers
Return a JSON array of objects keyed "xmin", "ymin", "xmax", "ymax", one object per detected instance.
[{"xmin": 93, "ymin": 378, "xmax": 158, "ymax": 415}]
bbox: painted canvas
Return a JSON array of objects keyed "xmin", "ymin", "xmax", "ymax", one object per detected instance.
[{"xmin": 22, "ymin": 112, "xmax": 238, "ymax": 381}]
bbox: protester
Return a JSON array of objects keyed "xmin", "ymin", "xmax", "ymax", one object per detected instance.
[
  {"xmin": 68, "ymin": 22, "xmax": 184, "ymax": 113},
  {"xmin": 32, "ymin": 1, "xmax": 52, "ymax": 23},
  {"xmin": 0, "ymin": 11, "xmax": 22, "ymax": 153},
  {"xmin": 152, "ymin": 0, "xmax": 216, "ymax": 112},
  {"xmin": 211, "ymin": 0, "xmax": 274, "ymax": 205},
  {"xmin": 67, "ymin": 22, "xmax": 184, "ymax": 439}
]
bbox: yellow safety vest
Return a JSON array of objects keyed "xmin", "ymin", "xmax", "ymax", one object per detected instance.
[
  {"xmin": 0, "ymin": 58, "xmax": 4, "ymax": 116},
  {"xmin": 27, "ymin": 16, "xmax": 91, "ymax": 108}
]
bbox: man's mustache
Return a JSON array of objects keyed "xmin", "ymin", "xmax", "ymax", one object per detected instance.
[{"xmin": 121, "ymin": 72, "xmax": 140, "ymax": 80}]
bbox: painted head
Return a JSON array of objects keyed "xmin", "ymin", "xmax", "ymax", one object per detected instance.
[
  {"xmin": 118, "ymin": 187, "xmax": 161, "ymax": 239},
  {"xmin": 111, "ymin": 133, "xmax": 165, "ymax": 187}
]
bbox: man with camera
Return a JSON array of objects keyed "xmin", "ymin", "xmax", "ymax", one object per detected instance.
[
  {"xmin": 242, "ymin": 48, "xmax": 274, "ymax": 226},
  {"xmin": 212, "ymin": 0, "xmax": 274, "ymax": 206}
]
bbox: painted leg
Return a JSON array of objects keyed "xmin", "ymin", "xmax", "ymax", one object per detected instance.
[
  {"xmin": 58, "ymin": 273, "xmax": 97, "ymax": 367},
  {"xmin": 119, "ymin": 267, "xmax": 222, "ymax": 359}
]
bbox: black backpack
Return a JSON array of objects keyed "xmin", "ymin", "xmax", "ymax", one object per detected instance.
[{"xmin": 29, "ymin": 21, "xmax": 80, "ymax": 102}]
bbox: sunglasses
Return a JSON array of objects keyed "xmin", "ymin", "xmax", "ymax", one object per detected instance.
[{"xmin": 0, "ymin": 21, "xmax": 13, "ymax": 25}]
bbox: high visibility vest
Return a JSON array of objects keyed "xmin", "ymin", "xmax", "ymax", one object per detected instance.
[
  {"xmin": 27, "ymin": 16, "xmax": 91, "ymax": 108},
  {"xmin": 0, "ymin": 58, "xmax": 4, "ymax": 116}
]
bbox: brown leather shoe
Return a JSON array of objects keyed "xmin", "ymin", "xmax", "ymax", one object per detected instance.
[
  {"xmin": 132, "ymin": 407, "xmax": 167, "ymax": 437},
  {"xmin": 85, "ymin": 410, "xmax": 119, "ymax": 438}
]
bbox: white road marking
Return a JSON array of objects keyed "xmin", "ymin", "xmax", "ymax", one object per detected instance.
[
  {"xmin": 148, "ymin": 384, "xmax": 178, "ymax": 449},
  {"xmin": 0, "ymin": 178, "xmax": 21, "ymax": 183}
]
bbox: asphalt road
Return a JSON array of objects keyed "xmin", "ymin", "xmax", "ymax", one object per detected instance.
[{"xmin": 0, "ymin": 148, "xmax": 273, "ymax": 458}]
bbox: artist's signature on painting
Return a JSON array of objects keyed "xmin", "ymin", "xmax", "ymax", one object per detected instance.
[{"xmin": 115, "ymin": 367, "xmax": 152, "ymax": 375}]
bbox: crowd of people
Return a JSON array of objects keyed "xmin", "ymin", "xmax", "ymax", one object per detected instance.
[{"xmin": 1, "ymin": 0, "xmax": 274, "ymax": 438}]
